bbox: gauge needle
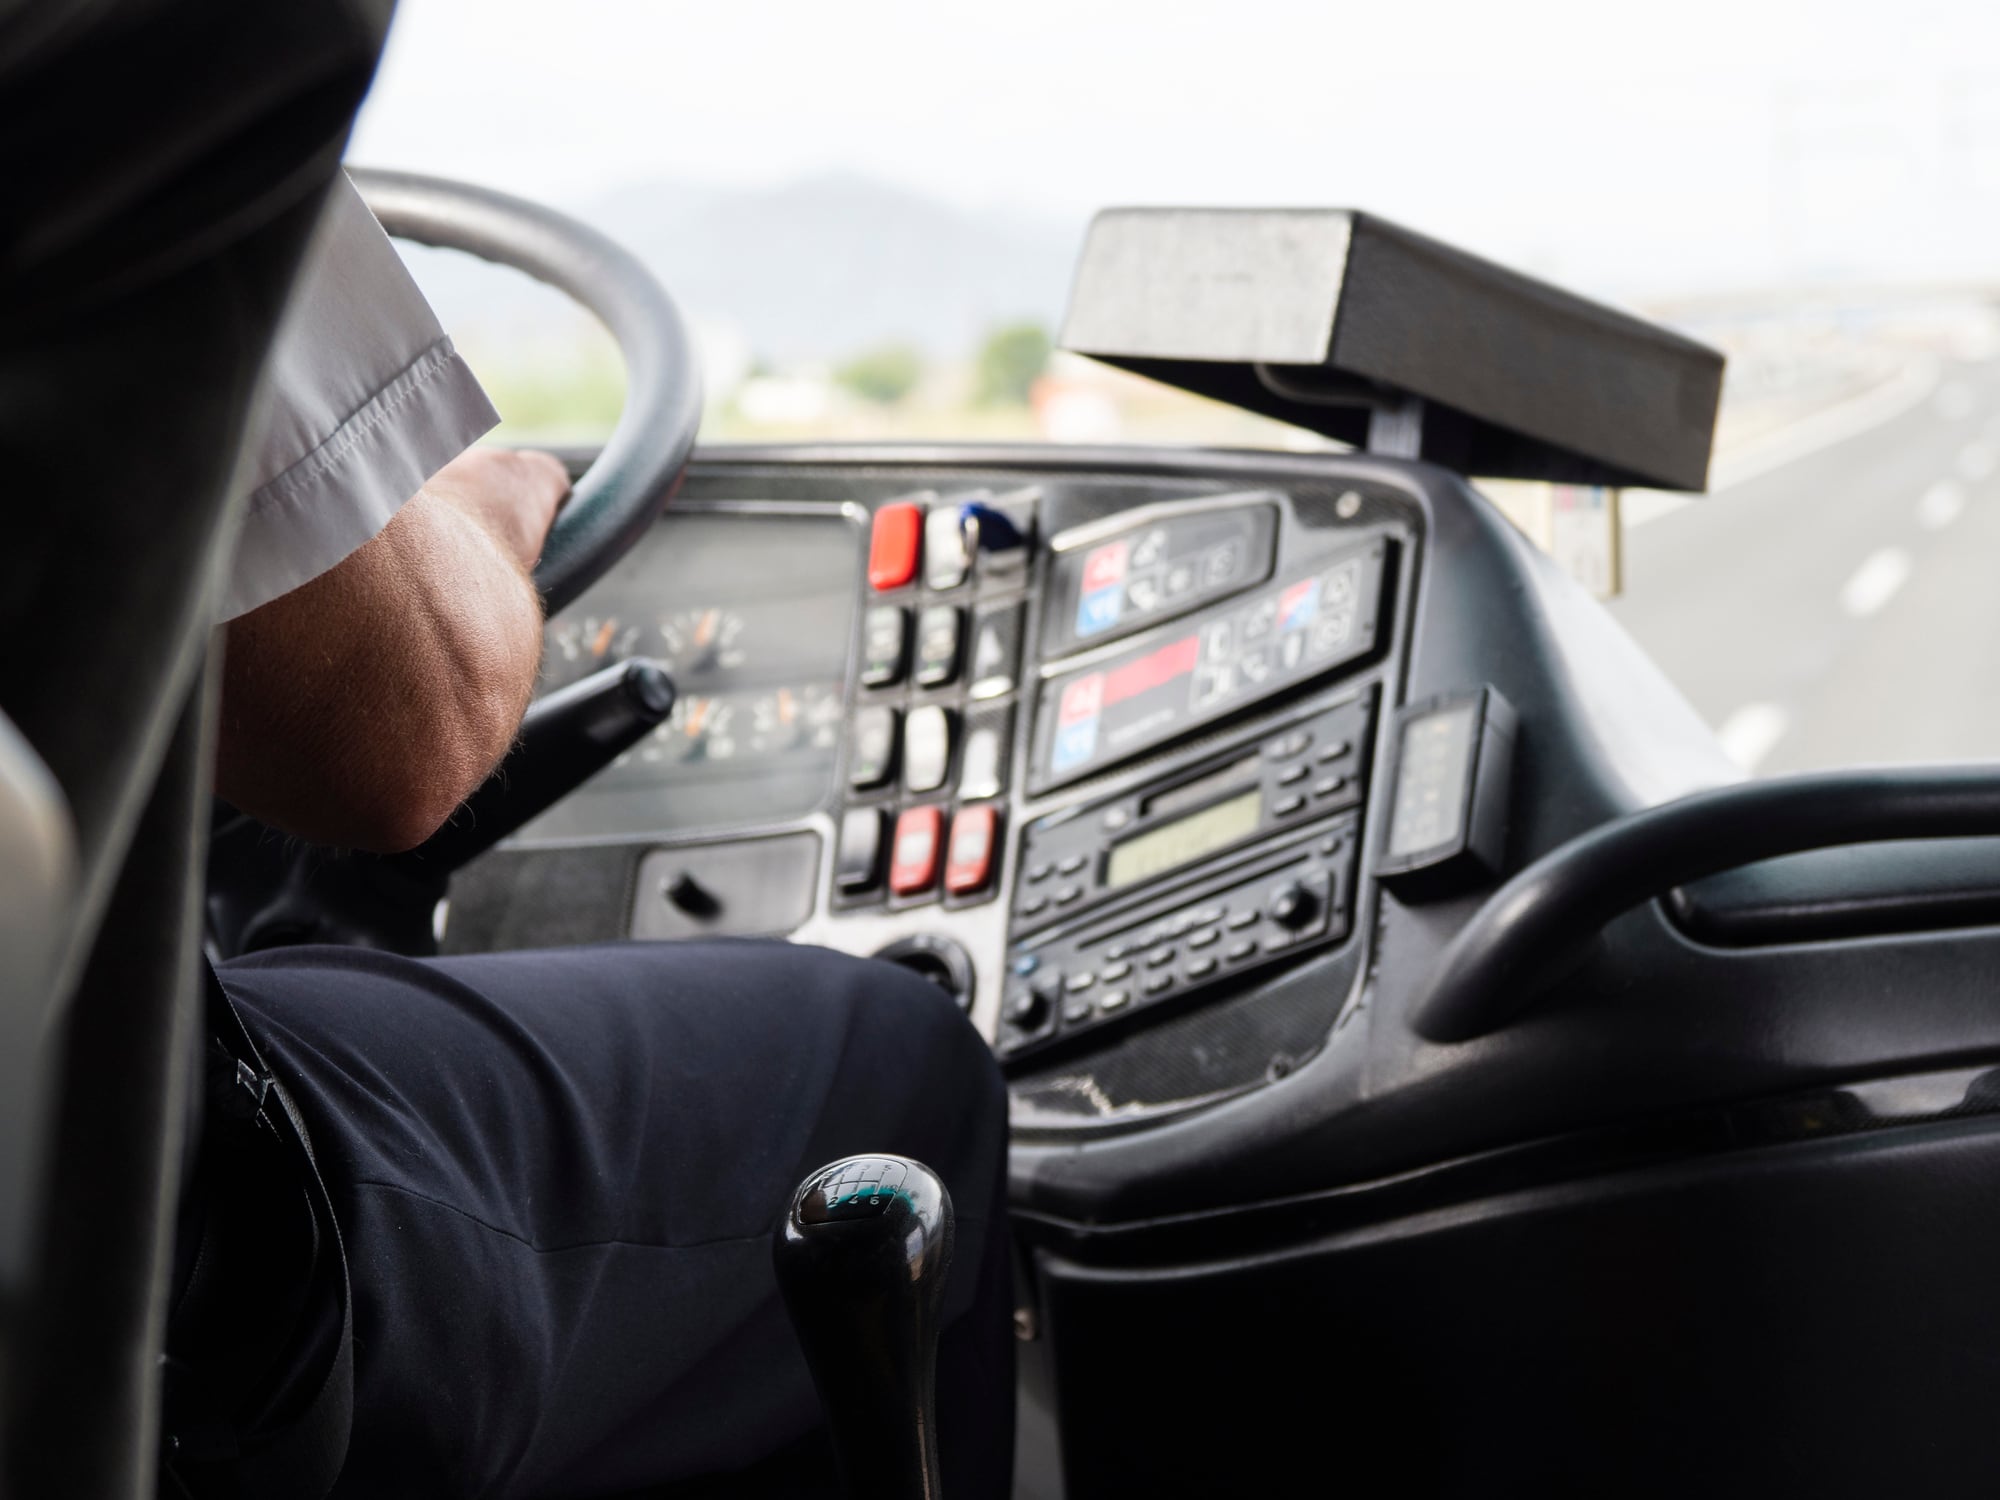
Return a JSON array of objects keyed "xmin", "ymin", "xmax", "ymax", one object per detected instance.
[
  {"xmin": 695, "ymin": 609, "xmax": 716, "ymax": 649},
  {"xmin": 592, "ymin": 619, "xmax": 617, "ymax": 658},
  {"xmin": 686, "ymin": 698, "xmax": 709, "ymax": 737},
  {"xmin": 778, "ymin": 687, "xmax": 795, "ymax": 724}
]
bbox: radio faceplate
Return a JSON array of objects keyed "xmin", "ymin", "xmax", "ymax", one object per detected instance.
[
  {"xmin": 1000, "ymin": 815, "xmax": 1361, "ymax": 1058},
  {"xmin": 1013, "ymin": 692, "xmax": 1375, "ymax": 936},
  {"xmin": 999, "ymin": 691, "xmax": 1376, "ymax": 1058}
]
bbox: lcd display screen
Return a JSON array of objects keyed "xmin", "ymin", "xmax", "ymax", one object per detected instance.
[{"xmin": 1105, "ymin": 790, "xmax": 1262, "ymax": 890}]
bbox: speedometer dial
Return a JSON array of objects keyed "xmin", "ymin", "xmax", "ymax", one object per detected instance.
[
  {"xmin": 547, "ymin": 615, "xmax": 643, "ymax": 689},
  {"xmin": 658, "ymin": 607, "xmax": 747, "ymax": 676}
]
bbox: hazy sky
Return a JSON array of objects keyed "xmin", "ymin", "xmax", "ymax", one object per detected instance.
[{"xmin": 351, "ymin": 0, "xmax": 2000, "ymax": 301}]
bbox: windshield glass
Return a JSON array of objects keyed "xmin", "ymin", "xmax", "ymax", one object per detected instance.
[{"xmin": 356, "ymin": 0, "xmax": 2000, "ymax": 772}]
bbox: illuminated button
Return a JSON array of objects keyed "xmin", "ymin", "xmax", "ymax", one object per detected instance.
[
  {"xmin": 1064, "ymin": 972, "xmax": 1095, "ymax": 993},
  {"xmin": 958, "ymin": 704, "xmax": 1013, "ymax": 801},
  {"xmin": 1313, "ymin": 775, "xmax": 1349, "ymax": 799},
  {"xmin": 903, "ymin": 706, "xmax": 953, "ymax": 793},
  {"xmin": 888, "ymin": 806, "xmax": 943, "ymax": 895},
  {"xmin": 1143, "ymin": 974, "xmax": 1174, "ymax": 996},
  {"xmin": 1225, "ymin": 939, "xmax": 1258, "ymax": 962},
  {"xmin": 1316, "ymin": 739, "xmax": 1353, "ymax": 764},
  {"xmin": 1018, "ymin": 893, "xmax": 1049, "ymax": 918},
  {"xmin": 859, "ymin": 606, "xmax": 908, "ymax": 688},
  {"xmin": 1274, "ymin": 794, "xmax": 1306, "ymax": 817},
  {"xmin": 1099, "ymin": 989, "xmax": 1131, "ymax": 1011},
  {"xmin": 1063, "ymin": 995, "xmax": 1095, "ymax": 1024},
  {"xmin": 925, "ymin": 504, "xmax": 973, "ymax": 590},
  {"xmin": 1026, "ymin": 861, "xmax": 1054, "ymax": 884},
  {"xmin": 943, "ymin": 804, "xmax": 997, "ymax": 896},
  {"xmin": 1057, "ymin": 854, "xmax": 1087, "ymax": 876},
  {"xmin": 1055, "ymin": 885, "xmax": 1083, "ymax": 907},
  {"xmin": 1186, "ymin": 956, "xmax": 1218, "ymax": 979},
  {"xmin": 1265, "ymin": 731, "xmax": 1311, "ymax": 761},
  {"xmin": 915, "ymin": 605, "xmax": 962, "ymax": 688},
  {"xmin": 967, "ymin": 602, "xmax": 1024, "ymax": 699},
  {"xmin": 848, "ymin": 706, "xmax": 899, "ymax": 790},
  {"xmin": 868, "ymin": 502, "xmax": 924, "ymax": 591},
  {"xmin": 835, "ymin": 808, "xmax": 886, "ymax": 893},
  {"xmin": 1188, "ymin": 928, "xmax": 1221, "ymax": 950},
  {"xmin": 1276, "ymin": 763, "xmax": 1310, "ymax": 786},
  {"xmin": 1145, "ymin": 946, "xmax": 1176, "ymax": 968},
  {"xmin": 1100, "ymin": 960, "xmax": 1132, "ymax": 982},
  {"xmin": 1227, "ymin": 910, "xmax": 1260, "ymax": 930}
]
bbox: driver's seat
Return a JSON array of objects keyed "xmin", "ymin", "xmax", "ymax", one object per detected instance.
[{"xmin": 0, "ymin": 1, "xmax": 394, "ymax": 1493}]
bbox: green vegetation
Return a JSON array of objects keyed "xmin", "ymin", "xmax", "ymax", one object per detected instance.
[
  {"xmin": 479, "ymin": 353, "xmax": 627, "ymax": 443},
  {"xmin": 975, "ymin": 321, "xmax": 1052, "ymax": 406},
  {"xmin": 835, "ymin": 343, "xmax": 924, "ymax": 405}
]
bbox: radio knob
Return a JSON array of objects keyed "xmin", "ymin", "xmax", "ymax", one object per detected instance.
[
  {"xmin": 1006, "ymin": 982, "xmax": 1056, "ymax": 1031},
  {"xmin": 1266, "ymin": 880, "xmax": 1319, "ymax": 930}
]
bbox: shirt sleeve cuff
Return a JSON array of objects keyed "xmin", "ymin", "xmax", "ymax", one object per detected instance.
[{"xmin": 219, "ymin": 335, "xmax": 500, "ymax": 621}]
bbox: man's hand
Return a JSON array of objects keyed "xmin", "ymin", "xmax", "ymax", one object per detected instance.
[
  {"xmin": 424, "ymin": 446, "xmax": 571, "ymax": 572},
  {"xmin": 217, "ymin": 447, "xmax": 570, "ymax": 852}
]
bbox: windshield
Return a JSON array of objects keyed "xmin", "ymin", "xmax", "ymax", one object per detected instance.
[{"xmin": 356, "ymin": 0, "xmax": 2000, "ymax": 773}]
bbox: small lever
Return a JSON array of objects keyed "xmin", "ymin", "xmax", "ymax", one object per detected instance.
[{"xmin": 774, "ymin": 1154, "xmax": 954, "ymax": 1500}]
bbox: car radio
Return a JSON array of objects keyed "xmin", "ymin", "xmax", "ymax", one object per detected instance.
[{"xmin": 1000, "ymin": 690, "xmax": 1374, "ymax": 1056}]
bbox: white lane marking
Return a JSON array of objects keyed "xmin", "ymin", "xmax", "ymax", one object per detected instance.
[
  {"xmin": 1919, "ymin": 479, "xmax": 1967, "ymax": 530},
  {"xmin": 1716, "ymin": 703, "xmax": 1790, "ymax": 772},
  {"xmin": 1840, "ymin": 546, "xmax": 1913, "ymax": 618},
  {"xmin": 1938, "ymin": 381, "xmax": 1977, "ymax": 420},
  {"xmin": 1626, "ymin": 357, "xmax": 1941, "ymax": 528},
  {"xmin": 1959, "ymin": 440, "xmax": 1998, "ymax": 481}
]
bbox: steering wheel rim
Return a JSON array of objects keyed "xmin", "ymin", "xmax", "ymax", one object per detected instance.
[{"xmin": 349, "ymin": 167, "xmax": 702, "ymax": 615}]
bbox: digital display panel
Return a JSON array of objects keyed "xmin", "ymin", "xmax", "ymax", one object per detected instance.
[
  {"xmin": 1387, "ymin": 703, "xmax": 1477, "ymax": 857},
  {"xmin": 1034, "ymin": 538, "xmax": 1385, "ymax": 791},
  {"xmin": 1106, "ymin": 790, "xmax": 1263, "ymax": 890}
]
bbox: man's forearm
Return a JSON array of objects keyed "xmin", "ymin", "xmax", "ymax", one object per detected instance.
[{"xmin": 217, "ymin": 487, "xmax": 545, "ymax": 852}]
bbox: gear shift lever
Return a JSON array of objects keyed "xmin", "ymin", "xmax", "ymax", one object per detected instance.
[{"xmin": 774, "ymin": 1154, "xmax": 955, "ymax": 1500}]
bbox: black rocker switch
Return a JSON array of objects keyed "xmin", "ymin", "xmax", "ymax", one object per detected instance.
[{"xmin": 773, "ymin": 1154, "xmax": 955, "ymax": 1500}]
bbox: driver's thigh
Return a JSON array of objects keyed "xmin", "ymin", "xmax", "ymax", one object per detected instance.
[{"xmin": 214, "ymin": 938, "xmax": 1010, "ymax": 1500}]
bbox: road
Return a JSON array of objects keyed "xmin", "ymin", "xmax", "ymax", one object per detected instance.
[{"xmin": 1608, "ymin": 356, "xmax": 2000, "ymax": 776}]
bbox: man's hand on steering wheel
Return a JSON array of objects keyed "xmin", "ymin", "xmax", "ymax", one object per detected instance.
[{"xmin": 427, "ymin": 446, "xmax": 571, "ymax": 572}]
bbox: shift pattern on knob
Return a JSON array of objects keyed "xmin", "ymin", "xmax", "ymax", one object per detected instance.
[{"xmin": 797, "ymin": 1156, "xmax": 915, "ymax": 1224}]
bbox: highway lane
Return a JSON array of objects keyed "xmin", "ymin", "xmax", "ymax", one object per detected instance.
[{"xmin": 1606, "ymin": 355, "xmax": 2000, "ymax": 776}]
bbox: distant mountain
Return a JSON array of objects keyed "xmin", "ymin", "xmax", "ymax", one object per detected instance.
[{"xmin": 402, "ymin": 172, "xmax": 1087, "ymax": 365}]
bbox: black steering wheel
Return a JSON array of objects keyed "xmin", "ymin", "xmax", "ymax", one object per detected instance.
[{"xmin": 349, "ymin": 167, "xmax": 702, "ymax": 614}]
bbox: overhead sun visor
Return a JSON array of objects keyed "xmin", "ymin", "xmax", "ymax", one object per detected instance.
[{"xmin": 1060, "ymin": 209, "xmax": 1726, "ymax": 492}]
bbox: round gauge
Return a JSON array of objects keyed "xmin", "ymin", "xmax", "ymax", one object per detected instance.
[
  {"xmin": 663, "ymin": 694, "xmax": 739, "ymax": 764},
  {"xmin": 658, "ymin": 607, "xmax": 748, "ymax": 677},
  {"xmin": 741, "ymin": 683, "xmax": 846, "ymax": 755},
  {"xmin": 547, "ymin": 614, "xmax": 642, "ymax": 688},
  {"xmin": 800, "ymin": 683, "xmax": 843, "ymax": 751}
]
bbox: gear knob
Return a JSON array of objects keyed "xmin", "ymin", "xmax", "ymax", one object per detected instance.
[{"xmin": 774, "ymin": 1154, "xmax": 955, "ymax": 1500}]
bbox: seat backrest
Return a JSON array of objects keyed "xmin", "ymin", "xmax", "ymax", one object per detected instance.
[
  {"xmin": 0, "ymin": 1, "xmax": 391, "ymax": 1493},
  {"xmin": 0, "ymin": 712, "xmax": 75, "ymax": 1324}
]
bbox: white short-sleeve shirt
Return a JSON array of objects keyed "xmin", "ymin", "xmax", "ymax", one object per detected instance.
[{"xmin": 221, "ymin": 172, "xmax": 500, "ymax": 621}]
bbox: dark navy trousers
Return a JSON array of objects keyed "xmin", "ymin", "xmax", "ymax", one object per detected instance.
[{"xmin": 210, "ymin": 939, "xmax": 1014, "ymax": 1499}]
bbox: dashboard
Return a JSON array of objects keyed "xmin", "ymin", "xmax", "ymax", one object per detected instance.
[{"xmin": 444, "ymin": 451, "xmax": 1430, "ymax": 1134}]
